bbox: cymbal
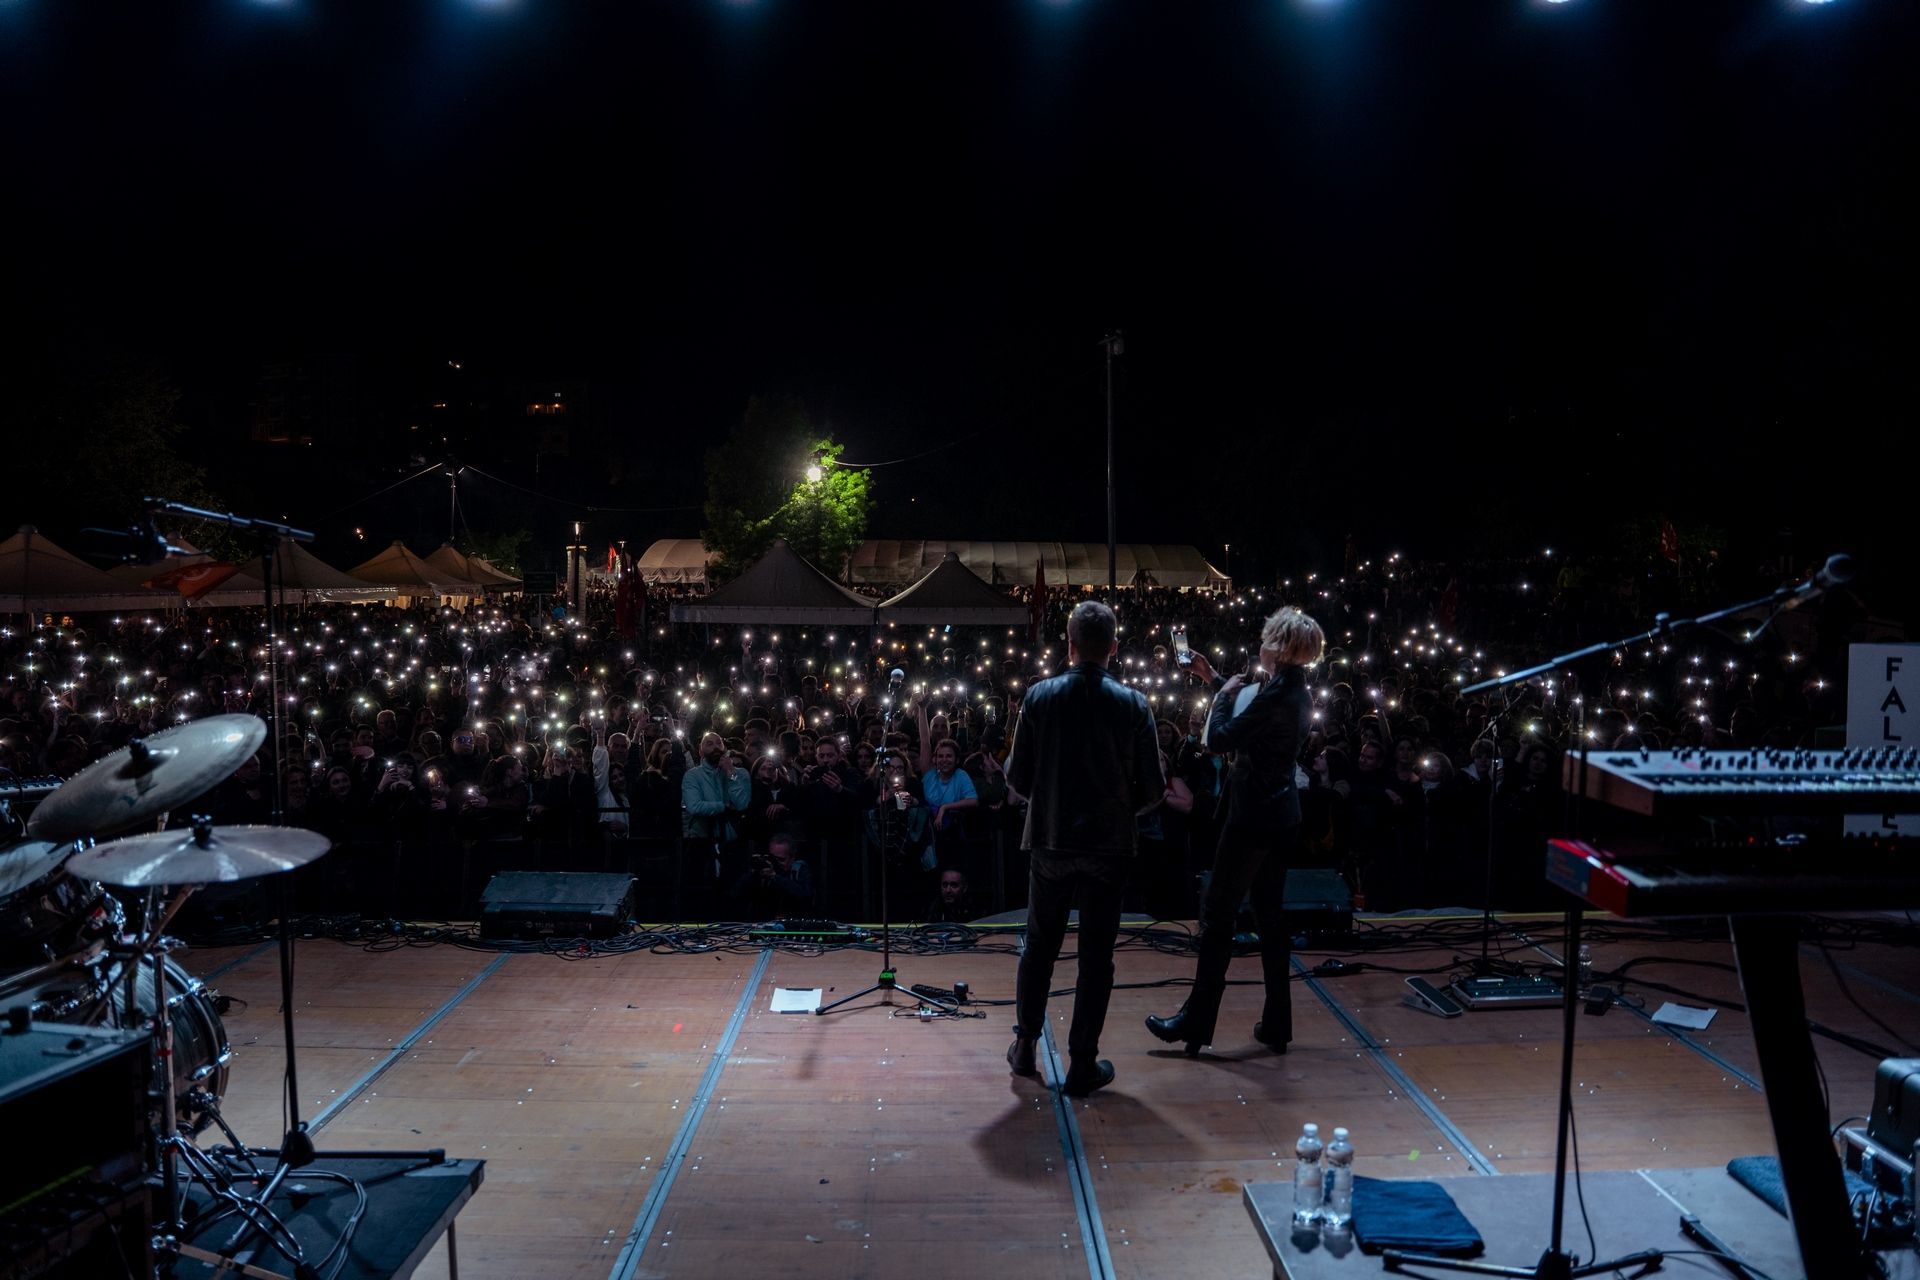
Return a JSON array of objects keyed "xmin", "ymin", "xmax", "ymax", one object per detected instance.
[
  {"xmin": 63, "ymin": 824, "xmax": 332, "ymax": 887},
  {"xmin": 26, "ymin": 715, "xmax": 268, "ymax": 841},
  {"xmin": 0, "ymin": 839, "xmax": 75, "ymax": 898}
]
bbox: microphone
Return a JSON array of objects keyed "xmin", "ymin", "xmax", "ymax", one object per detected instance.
[
  {"xmin": 1784, "ymin": 553, "xmax": 1855, "ymax": 609},
  {"xmin": 1750, "ymin": 553, "xmax": 1853, "ymax": 642},
  {"xmin": 887, "ymin": 668, "xmax": 906, "ymax": 697}
]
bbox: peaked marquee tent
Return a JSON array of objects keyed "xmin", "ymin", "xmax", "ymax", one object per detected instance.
[
  {"xmin": 1, "ymin": 526, "xmax": 173, "ymax": 614},
  {"xmin": 876, "ymin": 552, "xmax": 1031, "ymax": 626},
  {"xmin": 426, "ymin": 543, "xmax": 521, "ymax": 590},
  {"xmin": 670, "ymin": 539, "xmax": 877, "ymax": 626},
  {"xmin": 348, "ymin": 541, "xmax": 482, "ymax": 599}
]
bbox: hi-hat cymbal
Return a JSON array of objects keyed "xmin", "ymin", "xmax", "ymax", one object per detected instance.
[
  {"xmin": 26, "ymin": 715, "xmax": 268, "ymax": 841},
  {"xmin": 63, "ymin": 824, "xmax": 332, "ymax": 887}
]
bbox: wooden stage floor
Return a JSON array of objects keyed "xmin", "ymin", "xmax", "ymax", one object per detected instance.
[{"xmin": 183, "ymin": 915, "xmax": 1919, "ymax": 1279}]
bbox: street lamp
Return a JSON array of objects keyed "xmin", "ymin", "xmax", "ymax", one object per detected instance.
[
  {"xmin": 805, "ymin": 463, "xmax": 823, "ymax": 484},
  {"xmin": 1101, "ymin": 331, "xmax": 1124, "ymax": 594}
]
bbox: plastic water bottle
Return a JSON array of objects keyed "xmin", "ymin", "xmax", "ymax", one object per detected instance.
[
  {"xmin": 1292, "ymin": 1124, "xmax": 1325, "ymax": 1225},
  {"xmin": 1323, "ymin": 1127, "xmax": 1354, "ymax": 1229}
]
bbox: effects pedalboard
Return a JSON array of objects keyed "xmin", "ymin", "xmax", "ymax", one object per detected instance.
[{"xmin": 748, "ymin": 918, "xmax": 866, "ymax": 942}]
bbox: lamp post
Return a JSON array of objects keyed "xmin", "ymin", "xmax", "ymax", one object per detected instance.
[{"xmin": 1101, "ymin": 331, "xmax": 1124, "ymax": 594}]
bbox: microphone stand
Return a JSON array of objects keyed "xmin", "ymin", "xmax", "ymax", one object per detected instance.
[
  {"xmin": 1385, "ymin": 558, "xmax": 1855, "ymax": 1280},
  {"xmin": 143, "ymin": 502, "xmax": 323, "ymax": 1197},
  {"xmin": 817, "ymin": 692, "xmax": 953, "ymax": 1017}
]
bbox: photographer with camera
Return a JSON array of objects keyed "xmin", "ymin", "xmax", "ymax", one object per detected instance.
[{"xmin": 730, "ymin": 832, "xmax": 814, "ymax": 920}]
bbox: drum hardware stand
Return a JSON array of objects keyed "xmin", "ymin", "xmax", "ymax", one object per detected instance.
[{"xmin": 817, "ymin": 723, "xmax": 951, "ymax": 1017}]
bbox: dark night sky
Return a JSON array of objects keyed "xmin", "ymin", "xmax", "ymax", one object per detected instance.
[{"xmin": 4, "ymin": 0, "xmax": 1913, "ymax": 571}]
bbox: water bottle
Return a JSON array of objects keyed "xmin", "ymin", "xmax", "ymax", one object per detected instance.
[
  {"xmin": 1577, "ymin": 943, "xmax": 1593, "ymax": 996},
  {"xmin": 1323, "ymin": 1127, "xmax": 1354, "ymax": 1229},
  {"xmin": 1292, "ymin": 1123, "xmax": 1325, "ymax": 1225}
]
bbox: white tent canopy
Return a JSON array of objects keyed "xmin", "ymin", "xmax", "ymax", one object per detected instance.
[
  {"xmin": 876, "ymin": 552, "xmax": 1031, "ymax": 626},
  {"xmin": 0, "ymin": 526, "xmax": 173, "ymax": 614},
  {"xmin": 848, "ymin": 540, "xmax": 1227, "ymax": 588},
  {"xmin": 671, "ymin": 540, "xmax": 877, "ymax": 625},
  {"xmin": 636, "ymin": 538, "xmax": 716, "ymax": 585}
]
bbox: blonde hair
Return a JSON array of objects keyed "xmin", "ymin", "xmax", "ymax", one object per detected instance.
[{"xmin": 1261, "ymin": 607, "xmax": 1325, "ymax": 669}]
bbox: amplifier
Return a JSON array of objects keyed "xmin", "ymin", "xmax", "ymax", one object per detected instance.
[
  {"xmin": 1870, "ymin": 1058, "xmax": 1920, "ymax": 1160},
  {"xmin": 1282, "ymin": 869, "xmax": 1353, "ymax": 941},
  {"xmin": 0, "ymin": 1022, "xmax": 151, "ymax": 1278},
  {"xmin": 478, "ymin": 871, "xmax": 637, "ymax": 940}
]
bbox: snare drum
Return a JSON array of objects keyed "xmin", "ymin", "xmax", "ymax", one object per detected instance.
[{"xmin": 115, "ymin": 955, "xmax": 233, "ymax": 1134}]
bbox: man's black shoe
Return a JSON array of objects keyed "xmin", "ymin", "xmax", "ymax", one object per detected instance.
[
  {"xmin": 1253, "ymin": 1021, "xmax": 1290, "ymax": 1053},
  {"xmin": 1007, "ymin": 1033, "xmax": 1038, "ymax": 1077},
  {"xmin": 1060, "ymin": 1058, "xmax": 1115, "ymax": 1097}
]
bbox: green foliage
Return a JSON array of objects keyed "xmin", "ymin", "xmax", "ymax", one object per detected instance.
[
  {"xmin": 11, "ymin": 352, "xmax": 243, "ymax": 560},
  {"xmin": 461, "ymin": 528, "xmax": 531, "ymax": 575},
  {"xmin": 702, "ymin": 397, "xmax": 872, "ymax": 582}
]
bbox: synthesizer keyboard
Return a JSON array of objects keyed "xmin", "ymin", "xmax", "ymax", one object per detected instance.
[
  {"xmin": 1545, "ymin": 834, "xmax": 1920, "ymax": 916},
  {"xmin": 1561, "ymin": 748, "xmax": 1920, "ymax": 818},
  {"xmin": 0, "ymin": 776, "xmax": 61, "ymax": 809}
]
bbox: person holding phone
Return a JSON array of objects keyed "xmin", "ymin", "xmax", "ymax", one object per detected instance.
[{"xmin": 1148, "ymin": 606, "xmax": 1324, "ymax": 1056}]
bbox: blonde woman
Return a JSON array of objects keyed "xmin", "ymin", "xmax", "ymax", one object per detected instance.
[{"xmin": 1148, "ymin": 606, "xmax": 1324, "ymax": 1056}]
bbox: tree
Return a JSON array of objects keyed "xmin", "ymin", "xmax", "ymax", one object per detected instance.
[
  {"xmin": 702, "ymin": 396, "xmax": 872, "ymax": 582},
  {"xmin": 462, "ymin": 528, "xmax": 531, "ymax": 575},
  {"xmin": 9, "ymin": 344, "xmax": 244, "ymax": 560}
]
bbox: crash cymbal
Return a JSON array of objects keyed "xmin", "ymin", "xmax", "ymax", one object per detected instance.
[
  {"xmin": 64, "ymin": 823, "xmax": 332, "ymax": 887},
  {"xmin": 26, "ymin": 715, "xmax": 268, "ymax": 841},
  {"xmin": 0, "ymin": 839, "xmax": 76, "ymax": 898}
]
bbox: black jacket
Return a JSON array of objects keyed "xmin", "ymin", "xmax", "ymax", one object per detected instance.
[
  {"xmin": 1005, "ymin": 663, "xmax": 1162, "ymax": 855},
  {"xmin": 1206, "ymin": 665, "xmax": 1311, "ymax": 834}
]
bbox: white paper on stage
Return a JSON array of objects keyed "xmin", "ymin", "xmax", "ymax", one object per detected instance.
[
  {"xmin": 770, "ymin": 987, "xmax": 823, "ymax": 1014},
  {"xmin": 1649, "ymin": 1001, "xmax": 1716, "ymax": 1030}
]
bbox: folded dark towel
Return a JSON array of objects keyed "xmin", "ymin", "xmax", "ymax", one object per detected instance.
[{"xmin": 1350, "ymin": 1175, "xmax": 1485, "ymax": 1256}]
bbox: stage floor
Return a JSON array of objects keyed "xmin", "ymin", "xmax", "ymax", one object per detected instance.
[{"xmin": 183, "ymin": 915, "xmax": 1918, "ymax": 1280}]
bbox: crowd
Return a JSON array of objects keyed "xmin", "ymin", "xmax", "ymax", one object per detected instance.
[{"xmin": 0, "ymin": 546, "xmax": 1859, "ymax": 922}]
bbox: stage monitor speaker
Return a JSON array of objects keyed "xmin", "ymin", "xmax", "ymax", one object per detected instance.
[
  {"xmin": 478, "ymin": 871, "xmax": 637, "ymax": 940},
  {"xmin": 1282, "ymin": 868, "xmax": 1353, "ymax": 941}
]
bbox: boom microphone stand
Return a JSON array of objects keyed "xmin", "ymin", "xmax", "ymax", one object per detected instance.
[
  {"xmin": 818, "ymin": 679, "xmax": 951, "ymax": 1017},
  {"xmin": 145, "ymin": 500, "xmax": 321, "ymax": 1178}
]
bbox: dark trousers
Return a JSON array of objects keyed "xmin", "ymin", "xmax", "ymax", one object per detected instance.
[
  {"xmin": 1015, "ymin": 849, "xmax": 1128, "ymax": 1062},
  {"xmin": 1186, "ymin": 820, "xmax": 1298, "ymax": 1044}
]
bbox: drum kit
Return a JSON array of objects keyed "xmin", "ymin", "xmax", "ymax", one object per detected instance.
[{"xmin": 0, "ymin": 713, "xmax": 334, "ymax": 1268}]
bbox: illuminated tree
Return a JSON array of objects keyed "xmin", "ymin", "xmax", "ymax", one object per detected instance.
[{"xmin": 702, "ymin": 396, "xmax": 871, "ymax": 583}]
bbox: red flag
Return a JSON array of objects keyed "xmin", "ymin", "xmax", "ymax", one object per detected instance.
[
  {"xmin": 1029, "ymin": 554, "xmax": 1047, "ymax": 646},
  {"xmin": 145, "ymin": 561, "xmax": 243, "ymax": 600},
  {"xmin": 1658, "ymin": 517, "xmax": 1681, "ymax": 564}
]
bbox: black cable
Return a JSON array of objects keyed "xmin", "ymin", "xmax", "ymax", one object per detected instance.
[
  {"xmin": 1566, "ymin": 1102, "xmax": 1599, "ymax": 1267},
  {"xmin": 1815, "ymin": 938, "xmax": 1917, "ymax": 1053},
  {"xmin": 312, "ymin": 461, "xmax": 445, "ymax": 521}
]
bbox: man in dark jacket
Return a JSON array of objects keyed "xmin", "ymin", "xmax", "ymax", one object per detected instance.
[{"xmin": 1003, "ymin": 601, "xmax": 1163, "ymax": 1097}]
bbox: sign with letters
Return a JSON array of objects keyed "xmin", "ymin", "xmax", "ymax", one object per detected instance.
[
  {"xmin": 520, "ymin": 571, "xmax": 558, "ymax": 595},
  {"xmin": 1846, "ymin": 643, "xmax": 1919, "ymax": 836}
]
